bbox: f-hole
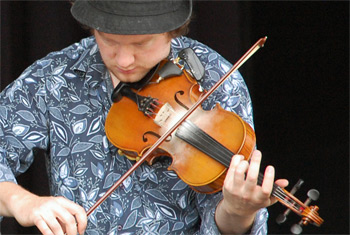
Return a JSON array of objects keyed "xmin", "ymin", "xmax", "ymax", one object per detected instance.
[
  {"xmin": 174, "ymin": 91, "xmax": 189, "ymax": 110},
  {"xmin": 143, "ymin": 131, "xmax": 172, "ymax": 142}
]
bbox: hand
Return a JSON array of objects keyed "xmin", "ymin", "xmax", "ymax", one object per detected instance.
[
  {"xmin": 13, "ymin": 194, "xmax": 87, "ymax": 235},
  {"xmin": 221, "ymin": 150, "xmax": 289, "ymax": 217}
]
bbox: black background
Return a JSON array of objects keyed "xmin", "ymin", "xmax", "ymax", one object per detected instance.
[{"xmin": 1, "ymin": 1, "xmax": 348, "ymax": 234}]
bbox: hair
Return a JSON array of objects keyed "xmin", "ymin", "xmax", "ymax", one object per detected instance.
[{"xmin": 168, "ymin": 18, "xmax": 191, "ymax": 38}]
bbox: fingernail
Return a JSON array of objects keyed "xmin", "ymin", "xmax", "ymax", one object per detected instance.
[{"xmin": 267, "ymin": 166, "xmax": 274, "ymax": 174}]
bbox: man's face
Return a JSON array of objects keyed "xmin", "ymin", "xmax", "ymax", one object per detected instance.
[{"xmin": 94, "ymin": 30, "xmax": 172, "ymax": 85}]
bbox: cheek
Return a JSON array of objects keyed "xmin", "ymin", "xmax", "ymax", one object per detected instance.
[
  {"xmin": 158, "ymin": 39, "xmax": 172, "ymax": 60},
  {"xmin": 100, "ymin": 45, "xmax": 113, "ymax": 57},
  {"xmin": 95, "ymin": 38, "xmax": 115, "ymax": 63},
  {"xmin": 143, "ymin": 41, "xmax": 171, "ymax": 64},
  {"xmin": 99, "ymin": 47, "xmax": 116, "ymax": 65}
]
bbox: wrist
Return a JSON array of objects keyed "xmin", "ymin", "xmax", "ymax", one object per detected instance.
[
  {"xmin": 7, "ymin": 183, "xmax": 37, "ymax": 218},
  {"xmin": 221, "ymin": 198, "xmax": 257, "ymax": 218},
  {"xmin": 215, "ymin": 199, "xmax": 256, "ymax": 234}
]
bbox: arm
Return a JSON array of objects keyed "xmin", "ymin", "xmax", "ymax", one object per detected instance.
[
  {"xmin": 0, "ymin": 58, "xmax": 87, "ymax": 235},
  {"xmin": 0, "ymin": 181, "xmax": 87, "ymax": 235},
  {"xmin": 215, "ymin": 150, "xmax": 289, "ymax": 234}
]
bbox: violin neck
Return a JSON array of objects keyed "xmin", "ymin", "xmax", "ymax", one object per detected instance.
[
  {"xmin": 258, "ymin": 173, "xmax": 305, "ymax": 216},
  {"xmin": 258, "ymin": 173, "xmax": 282, "ymax": 198}
]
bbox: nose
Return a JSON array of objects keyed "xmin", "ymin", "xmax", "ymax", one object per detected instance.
[{"xmin": 115, "ymin": 46, "xmax": 135, "ymax": 69}]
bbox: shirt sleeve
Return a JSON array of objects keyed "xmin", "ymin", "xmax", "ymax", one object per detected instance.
[
  {"xmin": 196, "ymin": 192, "xmax": 268, "ymax": 234},
  {"xmin": 0, "ymin": 62, "xmax": 50, "ymax": 185}
]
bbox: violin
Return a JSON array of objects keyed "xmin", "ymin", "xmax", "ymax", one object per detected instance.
[{"xmin": 89, "ymin": 37, "xmax": 324, "ymax": 231}]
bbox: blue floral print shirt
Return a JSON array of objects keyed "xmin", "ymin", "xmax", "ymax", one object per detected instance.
[{"xmin": 0, "ymin": 36, "xmax": 268, "ymax": 234}]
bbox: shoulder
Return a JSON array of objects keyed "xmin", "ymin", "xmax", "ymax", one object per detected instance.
[
  {"xmin": 171, "ymin": 36, "xmax": 240, "ymax": 85},
  {"xmin": 9, "ymin": 36, "xmax": 100, "ymax": 90},
  {"xmin": 171, "ymin": 36, "xmax": 231, "ymax": 65},
  {"xmin": 171, "ymin": 36, "xmax": 233, "ymax": 79},
  {"xmin": 171, "ymin": 36, "xmax": 214, "ymax": 53},
  {"xmin": 15, "ymin": 36, "xmax": 98, "ymax": 81},
  {"xmin": 171, "ymin": 37, "xmax": 254, "ymax": 127},
  {"xmin": 32, "ymin": 36, "xmax": 98, "ymax": 73},
  {"xmin": 1, "ymin": 36, "xmax": 101, "ymax": 101}
]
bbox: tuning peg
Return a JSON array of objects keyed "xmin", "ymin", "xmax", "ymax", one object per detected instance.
[
  {"xmin": 304, "ymin": 189, "xmax": 320, "ymax": 204},
  {"xmin": 291, "ymin": 222, "xmax": 303, "ymax": 234},
  {"xmin": 276, "ymin": 179, "xmax": 304, "ymax": 224},
  {"xmin": 290, "ymin": 189, "xmax": 320, "ymax": 234}
]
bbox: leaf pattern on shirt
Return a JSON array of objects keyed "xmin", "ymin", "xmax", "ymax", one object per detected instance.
[{"xmin": 0, "ymin": 36, "xmax": 268, "ymax": 234}]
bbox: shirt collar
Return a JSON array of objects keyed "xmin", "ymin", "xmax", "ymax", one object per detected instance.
[{"xmin": 70, "ymin": 37, "xmax": 109, "ymax": 91}]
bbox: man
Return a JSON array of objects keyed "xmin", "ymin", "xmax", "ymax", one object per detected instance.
[{"xmin": 0, "ymin": 1, "xmax": 288, "ymax": 234}]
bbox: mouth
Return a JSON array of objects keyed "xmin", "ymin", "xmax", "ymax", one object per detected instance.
[{"xmin": 117, "ymin": 67, "xmax": 136, "ymax": 74}]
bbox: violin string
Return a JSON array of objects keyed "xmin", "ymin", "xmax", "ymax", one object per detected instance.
[
  {"xmin": 258, "ymin": 173, "xmax": 303, "ymax": 212},
  {"xmin": 177, "ymin": 121, "xmax": 233, "ymax": 166},
  {"xmin": 177, "ymin": 120, "xmax": 305, "ymax": 214}
]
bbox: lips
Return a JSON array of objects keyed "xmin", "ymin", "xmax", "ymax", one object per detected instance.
[{"xmin": 117, "ymin": 67, "xmax": 136, "ymax": 74}]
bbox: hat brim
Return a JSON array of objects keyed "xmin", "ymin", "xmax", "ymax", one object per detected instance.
[{"xmin": 71, "ymin": 0, "xmax": 192, "ymax": 35}]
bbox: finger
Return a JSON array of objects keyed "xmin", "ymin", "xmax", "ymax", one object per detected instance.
[
  {"xmin": 261, "ymin": 166, "xmax": 275, "ymax": 199},
  {"xmin": 58, "ymin": 218, "xmax": 67, "ymax": 234},
  {"xmin": 35, "ymin": 217, "xmax": 54, "ymax": 235},
  {"xmin": 61, "ymin": 198, "xmax": 87, "ymax": 235},
  {"xmin": 245, "ymin": 150, "xmax": 262, "ymax": 191},
  {"xmin": 233, "ymin": 159, "xmax": 249, "ymax": 190},
  {"xmin": 57, "ymin": 215, "xmax": 76, "ymax": 235},
  {"xmin": 56, "ymin": 197, "xmax": 87, "ymax": 235},
  {"xmin": 75, "ymin": 211, "xmax": 87, "ymax": 235},
  {"xmin": 230, "ymin": 154, "xmax": 244, "ymax": 171},
  {"xmin": 275, "ymin": 179, "xmax": 289, "ymax": 188},
  {"xmin": 44, "ymin": 214, "xmax": 65, "ymax": 235},
  {"xmin": 225, "ymin": 154, "xmax": 244, "ymax": 186}
]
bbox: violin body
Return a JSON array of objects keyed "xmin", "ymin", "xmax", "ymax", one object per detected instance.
[{"xmin": 105, "ymin": 63, "xmax": 256, "ymax": 193}]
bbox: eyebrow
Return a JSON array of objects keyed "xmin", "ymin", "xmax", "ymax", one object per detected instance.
[{"xmin": 132, "ymin": 35, "xmax": 154, "ymax": 45}]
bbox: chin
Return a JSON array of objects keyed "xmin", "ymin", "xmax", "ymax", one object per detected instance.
[
  {"xmin": 119, "ymin": 72, "xmax": 149, "ymax": 83},
  {"xmin": 121, "ymin": 77, "xmax": 143, "ymax": 83}
]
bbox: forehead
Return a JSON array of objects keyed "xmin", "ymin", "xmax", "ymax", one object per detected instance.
[{"xmin": 94, "ymin": 30, "xmax": 168, "ymax": 44}]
